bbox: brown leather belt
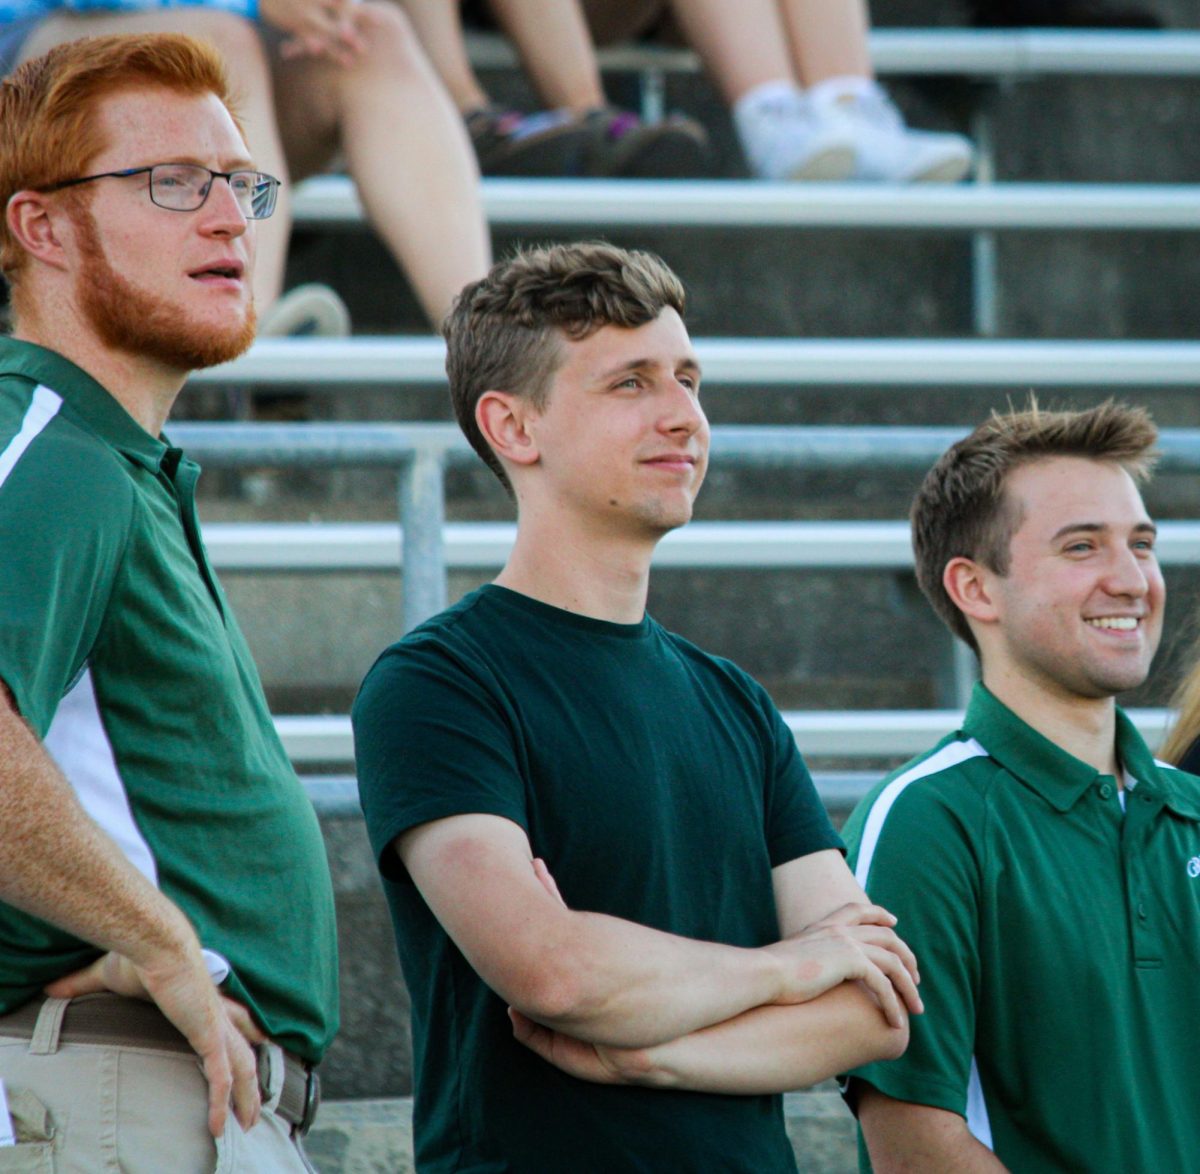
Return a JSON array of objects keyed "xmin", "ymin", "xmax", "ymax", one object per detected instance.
[{"xmin": 0, "ymin": 993, "xmax": 320, "ymax": 1136}]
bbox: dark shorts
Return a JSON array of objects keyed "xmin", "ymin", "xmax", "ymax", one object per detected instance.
[{"xmin": 0, "ymin": 16, "xmax": 41, "ymax": 76}]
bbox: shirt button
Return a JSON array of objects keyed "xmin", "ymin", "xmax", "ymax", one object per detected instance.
[
  {"xmin": 1098, "ymin": 782, "xmax": 1113, "ymax": 800},
  {"xmin": 1138, "ymin": 902, "xmax": 1148, "ymax": 920}
]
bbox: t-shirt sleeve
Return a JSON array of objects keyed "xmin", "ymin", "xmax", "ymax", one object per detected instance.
[
  {"xmin": 352, "ymin": 638, "xmax": 529, "ymax": 882},
  {"xmin": 0, "ymin": 426, "xmax": 128, "ymax": 735},
  {"xmin": 759, "ymin": 689, "xmax": 844, "ymax": 867},
  {"xmin": 842, "ymin": 778, "xmax": 982, "ymax": 1117}
]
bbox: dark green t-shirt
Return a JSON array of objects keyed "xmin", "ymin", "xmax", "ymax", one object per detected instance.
[{"xmin": 354, "ymin": 584, "xmax": 841, "ymax": 1173}]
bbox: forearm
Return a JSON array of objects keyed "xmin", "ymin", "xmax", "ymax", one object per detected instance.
[
  {"xmin": 406, "ymin": 820, "xmax": 917, "ymax": 1050},
  {"xmin": 0, "ymin": 698, "xmax": 200, "ymax": 972},
  {"xmin": 502, "ymin": 906, "xmax": 788, "ymax": 1049},
  {"xmin": 610, "ymin": 981, "xmax": 908, "ymax": 1094}
]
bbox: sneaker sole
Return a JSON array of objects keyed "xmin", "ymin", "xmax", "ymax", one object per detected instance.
[
  {"xmin": 785, "ymin": 145, "xmax": 857, "ymax": 182},
  {"xmin": 908, "ymin": 155, "xmax": 974, "ymax": 184}
]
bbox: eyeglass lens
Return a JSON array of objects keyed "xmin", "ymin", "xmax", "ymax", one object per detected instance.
[{"xmin": 149, "ymin": 164, "xmax": 277, "ymax": 219}]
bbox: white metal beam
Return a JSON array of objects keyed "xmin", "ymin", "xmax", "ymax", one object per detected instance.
[
  {"xmin": 204, "ymin": 519, "xmax": 1200, "ymax": 572},
  {"xmin": 465, "ymin": 30, "xmax": 1200, "ymax": 78},
  {"xmin": 291, "ymin": 177, "xmax": 1200, "ymax": 230},
  {"xmin": 192, "ymin": 336, "xmax": 1200, "ymax": 389},
  {"xmin": 275, "ymin": 707, "xmax": 1176, "ymax": 765}
]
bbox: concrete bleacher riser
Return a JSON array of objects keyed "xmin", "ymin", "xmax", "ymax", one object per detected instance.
[{"xmin": 161, "ymin": 12, "xmax": 1200, "ymax": 1158}]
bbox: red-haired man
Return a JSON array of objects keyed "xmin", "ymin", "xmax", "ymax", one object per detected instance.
[{"xmin": 0, "ymin": 34, "xmax": 335, "ymax": 1171}]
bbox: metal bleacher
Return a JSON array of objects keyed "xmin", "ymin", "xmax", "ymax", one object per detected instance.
[{"xmin": 189, "ymin": 27, "xmax": 1200, "ymax": 782}]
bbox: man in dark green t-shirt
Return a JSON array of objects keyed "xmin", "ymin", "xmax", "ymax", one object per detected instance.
[
  {"xmin": 353, "ymin": 242, "xmax": 923, "ymax": 1172},
  {"xmin": 842, "ymin": 402, "xmax": 1200, "ymax": 1171},
  {"xmin": 0, "ymin": 35, "xmax": 335, "ymax": 1170}
]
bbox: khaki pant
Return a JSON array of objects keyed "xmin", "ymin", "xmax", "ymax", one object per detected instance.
[{"xmin": 0, "ymin": 999, "xmax": 315, "ymax": 1173}]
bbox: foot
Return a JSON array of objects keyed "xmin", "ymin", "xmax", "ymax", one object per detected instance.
[
  {"xmin": 810, "ymin": 85, "xmax": 974, "ymax": 184},
  {"xmin": 252, "ymin": 283, "xmax": 350, "ymax": 446},
  {"xmin": 734, "ymin": 89, "xmax": 857, "ymax": 181},
  {"xmin": 581, "ymin": 108, "xmax": 711, "ymax": 179},
  {"xmin": 258, "ymin": 283, "xmax": 351, "ymax": 338},
  {"xmin": 466, "ymin": 107, "xmax": 594, "ymax": 177}
]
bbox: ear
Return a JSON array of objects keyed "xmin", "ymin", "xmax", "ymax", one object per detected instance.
[
  {"xmin": 476, "ymin": 390, "xmax": 540, "ymax": 470},
  {"xmin": 943, "ymin": 556, "xmax": 1000, "ymax": 627},
  {"xmin": 6, "ymin": 191, "xmax": 71, "ymax": 272}
]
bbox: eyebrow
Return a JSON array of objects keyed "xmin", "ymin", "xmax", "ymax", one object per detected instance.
[
  {"xmin": 1051, "ymin": 521, "xmax": 1158, "ymax": 540},
  {"xmin": 596, "ymin": 356, "xmax": 702, "ymax": 382},
  {"xmin": 149, "ymin": 154, "xmax": 257, "ymax": 172}
]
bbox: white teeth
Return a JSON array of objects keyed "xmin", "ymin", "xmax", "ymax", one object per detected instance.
[{"xmin": 1086, "ymin": 617, "xmax": 1138, "ymax": 630}]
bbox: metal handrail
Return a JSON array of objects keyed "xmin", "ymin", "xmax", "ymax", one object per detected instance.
[
  {"xmin": 175, "ymin": 421, "xmax": 1200, "ymax": 634},
  {"xmin": 291, "ymin": 178, "xmax": 1200, "ymax": 230},
  {"xmin": 464, "ymin": 29, "xmax": 1200, "ymax": 79},
  {"xmin": 280, "ymin": 707, "xmax": 1177, "ymax": 769},
  {"xmin": 189, "ymin": 338, "xmax": 1200, "ymax": 390}
]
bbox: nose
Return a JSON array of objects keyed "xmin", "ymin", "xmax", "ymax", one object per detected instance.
[
  {"xmin": 658, "ymin": 376, "xmax": 706, "ymax": 439},
  {"xmin": 1104, "ymin": 545, "xmax": 1152, "ymax": 599},
  {"xmin": 199, "ymin": 176, "xmax": 249, "ymax": 237}
]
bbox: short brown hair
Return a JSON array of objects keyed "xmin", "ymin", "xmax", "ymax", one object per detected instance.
[
  {"xmin": 912, "ymin": 399, "xmax": 1158, "ymax": 652},
  {"xmin": 443, "ymin": 241, "xmax": 687, "ymax": 492},
  {"xmin": 1, "ymin": 34, "xmax": 239, "ymax": 290}
]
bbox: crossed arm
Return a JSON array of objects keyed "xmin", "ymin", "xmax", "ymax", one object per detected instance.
[
  {"xmin": 0, "ymin": 684, "xmax": 261, "ymax": 1137},
  {"xmin": 398, "ymin": 812, "xmax": 922, "ymax": 1092}
]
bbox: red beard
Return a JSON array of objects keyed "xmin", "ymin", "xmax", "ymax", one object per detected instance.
[{"xmin": 74, "ymin": 206, "xmax": 256, "ymax": 373}]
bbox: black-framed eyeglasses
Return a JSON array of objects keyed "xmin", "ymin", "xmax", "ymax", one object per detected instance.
[{"xmin": 42, "ymin": 163, "xmax": 280, "ymax": 219}]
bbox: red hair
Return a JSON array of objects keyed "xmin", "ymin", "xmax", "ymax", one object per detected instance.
[{"xmin": 0, "ymin": 32, "xmax": 241, "ymax": 282}]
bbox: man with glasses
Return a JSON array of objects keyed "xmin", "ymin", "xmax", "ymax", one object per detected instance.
[{"xmin": 0, "ymin": 33, "xmax": 336, "ymax": 1171}]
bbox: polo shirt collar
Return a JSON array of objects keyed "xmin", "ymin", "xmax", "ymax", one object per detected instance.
[
  {"xmin": 962, "ymin": 683, "xmax": 1200, "ymax": 818},
  {"xmin": 962, "ymin": 684, "xmax": 1100, "ymax": 811},
  {"xmin": 0, "ymin": 337, "xmax": 171, "ymax": 473}
]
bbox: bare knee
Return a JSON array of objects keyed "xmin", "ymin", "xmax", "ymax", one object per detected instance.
[
  {"xmin": 187, "ymin": 11, "xmax": 272, "ymax": 84},
  {"xmin": 348, "ymin": 2, "xmax": 428, "ymax": 77}
]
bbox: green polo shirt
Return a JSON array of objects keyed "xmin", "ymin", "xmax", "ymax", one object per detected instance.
[
  {"xmin": 842, "ymin": 683, "xmax": 1200, "ymax": 1172},
  {"xmin": 0, "ymin": 337, "xmax": 337, "ymax": 1062}
]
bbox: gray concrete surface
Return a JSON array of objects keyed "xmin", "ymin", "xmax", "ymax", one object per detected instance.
[{"xmin": 304, "ymin": 1088, "xmax": 857, "ymax": 1174}]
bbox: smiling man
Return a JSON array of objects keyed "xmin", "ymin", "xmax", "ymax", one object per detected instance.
[
  {"xmin": 841, "ymin": 402, "xmax": 1200, "ymax": 1172},
  {"xmin": 353, "ymin": 242, "xmax": 923, "ymax": 1172},
  {"xmin": 0, "ymin": 35, "xmax": 335, "ymax": 1170}
]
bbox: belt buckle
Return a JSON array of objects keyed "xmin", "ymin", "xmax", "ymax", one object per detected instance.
[{"xmin": 298, "ymin": 1066, "xmax": 321, "ymax": 1137}]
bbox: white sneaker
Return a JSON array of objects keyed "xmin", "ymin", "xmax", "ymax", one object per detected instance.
[
  {"xmin": 258, "ymin": 282, "xmax": 352, "ymax": 338},
  {"xmin": 734, "ymin": 88, "xmax": 857, "ymax": 181},
  {"xmin": 811, "ymin": 84, "xmax": 974, "ymax": 183}
]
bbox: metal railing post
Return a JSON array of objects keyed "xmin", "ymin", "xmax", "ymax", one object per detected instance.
[
  {"xmin": 399, "ymin": 448, "xmax": 447, "ymax": 632},
  {"xmin": 951, "ymin": 638, "xmax": 978, "ymax": 709},
  {"xmin": 970, "ymin": 106, "xmax": 999, "ymax": 338},
  {"xmin": 640, "ymin": 66, "xmax": 666, "ymax": 123}
]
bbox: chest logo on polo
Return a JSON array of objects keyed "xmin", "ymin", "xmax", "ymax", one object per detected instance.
[{"xmin": 1187, "ymin": 856, "xmax": 1200, "ymax": 879}]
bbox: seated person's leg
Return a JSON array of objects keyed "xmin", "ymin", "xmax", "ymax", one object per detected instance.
[
  {"xmin": 781, "ymin": 0, "xmax": 974, "ymax": 182},
  {"xmin": 271, "ymin": 0, "xmax": 490, "ymax": 326}
]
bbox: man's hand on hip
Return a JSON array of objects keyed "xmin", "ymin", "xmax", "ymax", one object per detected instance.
[{"xmin": 45, "ymin": 950, "xmax": 264, "ymax": 1137}]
